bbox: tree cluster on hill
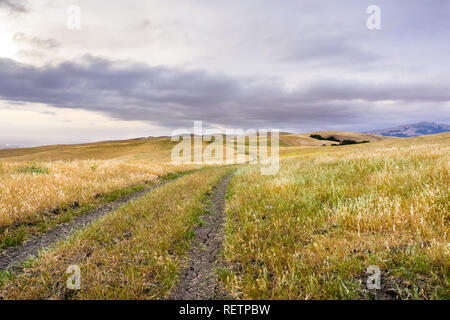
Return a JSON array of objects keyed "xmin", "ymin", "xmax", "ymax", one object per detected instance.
[{"xmin": 310, "ymin": 134, "xmax": 369, "ymax": 146}]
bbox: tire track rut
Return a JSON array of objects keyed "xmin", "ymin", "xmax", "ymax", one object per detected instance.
[
  {"xmin": 0, "ymin": 179, "xmax": 175, "ymax": 272},
  {"xmin": 169, "ymin": 172, "xmax": 233, "ymax": 300}
]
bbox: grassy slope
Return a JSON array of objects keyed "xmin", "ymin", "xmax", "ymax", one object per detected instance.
[
  {"xmin": 0, "ymin": 137, "xmax": 176, "ymax": 162},
  {"xmin": 0, "ymin": 167, "xmax": 232, "ymax": 299},
  {"xmin": 221, "ymin": 133, "xmax": 449, "ymax": 299},
  {"xmin": 0, "ymin": 131, "xmax": 389, "ymax": 162},
  {"xmin": 280, "ymin": 132, "xmax": 390, "ymax": 147}
]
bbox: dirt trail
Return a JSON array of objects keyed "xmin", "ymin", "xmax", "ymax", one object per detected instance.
[
  {"xmin": 0, "ymin": 179, "xmax": 174, "ymax": 272},
  {"xmin": 168, "ymin": 172, "xmax": 233, "ymax": 300}
]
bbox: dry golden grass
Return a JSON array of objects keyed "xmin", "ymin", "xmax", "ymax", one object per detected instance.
[
  {"xmin": 220, "ymin": 133, "xmax": 449, "ymax": 299},
  {"xmin": 1, "ymin": 131, "xmax": 448, "ymax": 300},
  {"xmin": 0, "ymin": 159, "xmax": 198, "ymax": 230},
  {"xmin": 0, "ymin": 137, "xmax": 176, "ymax": 162},
  {"xmin": 0, "ymin": 131, "xmax": 387, "ymax": 162},
  {"xmin": 280, "ymin": 131, "xmax": 390, "ymax": 147},
  {"xmin": 0, "ymin": 167, "xmax": 231, "ymax": 299},
  {"xmin": 0, "ymin": 134, "xmax": 238, "ymax": 247},
  {"xmin": 0, "ymin": 136, "xmax": 204, "ymax": 248}
]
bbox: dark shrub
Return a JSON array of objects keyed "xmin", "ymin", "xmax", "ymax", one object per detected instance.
[
  {"xmin": 327, "ymin": 136, "xmax": 341, "ymax": 142},
  {"xmin": 310, "ymin": 134, "xmax": 325, "ymax": 140},
  {"xmin": 310, "ymin": 134, "xmax": 342, "ymax": 142},
  {"xmin": 339, "ymin": 140, "xmax": 358, "ymax": 145}
]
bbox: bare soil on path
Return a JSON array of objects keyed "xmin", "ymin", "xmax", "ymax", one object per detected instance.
[{"xmin": 169, "ymin": 172, "xmax": 233, "ymax": 300}]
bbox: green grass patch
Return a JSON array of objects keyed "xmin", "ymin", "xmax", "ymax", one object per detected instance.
[{"xmin": 16, "ymin": 164, "xmax": 49, "ymax": 174}]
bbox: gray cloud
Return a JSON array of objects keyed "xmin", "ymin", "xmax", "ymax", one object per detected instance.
[
  {"xmin": 0, "ymin": 55, "xmax": 449, "ymax": 132},
  {"xmin": 1, "ymin": 0, "xmax": 449, "ymax": 147},
  {"xmin": 280, "ymin": 35, "xmax": 383, "ymax": 67},
  {"xmin": 13, "ymin": 33, "xmax": 60, "ymax": 50},
  {"xmin": 0, "ymin": 0, "xmax": 27, "ymax": 12}
]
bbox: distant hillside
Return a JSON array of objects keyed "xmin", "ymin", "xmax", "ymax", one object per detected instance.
[
  {"xmin": 0, "ymin": 144, "xmax": 23, "ymax": 149},
  {"xmin": 280, "ymin": 131, "xmax": 390, "ymax": 147},
  {"xmin": 367, "ymin": 122, "xmax": 450, "ymax": 137},
  {"xmin": 0, "ymin": 137, "xmax": 177, "ymax": 162}
]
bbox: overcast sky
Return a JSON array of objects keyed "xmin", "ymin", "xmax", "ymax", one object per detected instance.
[{"xmin": 0, "ymin": 0, "xmax": 449, "ymax": 146}]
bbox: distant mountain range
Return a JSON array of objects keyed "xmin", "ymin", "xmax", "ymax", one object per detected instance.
[
  {"xmin": 0, "ymin": 144, "xmax": 24, "ymax": 149},
  {"xmin": 367, "ymin": 122, "xmax": 450, "ymax": 137}
]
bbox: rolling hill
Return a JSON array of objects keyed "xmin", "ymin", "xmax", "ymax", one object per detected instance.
[
  {"xmin": 0, "ymin": 131, "xmax": 394, "ymax": 162},
  {"xmin": 279, "ymin": 131, "xmax": 391, "ymax": 147},
  {"xmin": 7, "ymin": 129, "xmax": 449, "ymax": 166}
]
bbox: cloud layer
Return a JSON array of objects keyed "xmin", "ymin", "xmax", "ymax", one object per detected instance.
[
  {"xmin": 0, "ymin": 0, "xmax": 27, "ymax": 12},
  {"xmin": 1, "ymin": 55, "xmax": 449, "ymax": 132},
  {"xmin": 0, "ymin": 0, "xmax": 449, "ymax": 144}
]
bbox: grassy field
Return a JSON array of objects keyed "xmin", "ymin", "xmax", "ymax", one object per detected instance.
[
  {"xmin": 220, "ymin": 133, "xmax": 449, "ymax": 299},
  {"xmin": 0, "ymin": 132, "xmax": 448, "ymax": 300},
  {"xmin": 0, "ymin": 160, "xmax": 198, "ymax": 227},
  {"xmin": 0, "ymin": 159, "xmax": 199, "ymax": 248},
  {"xmin": 0, "ymin": 167, "xmax": 231, "ymax": 299},
  {"xmin": 0, "ymin": 132, "xmax": 352, "ymax": 240}
]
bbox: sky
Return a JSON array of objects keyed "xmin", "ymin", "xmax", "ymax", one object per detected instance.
[{"xmin": 0, "ymin": 0, "xmax": 449, "ymax": 147}]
